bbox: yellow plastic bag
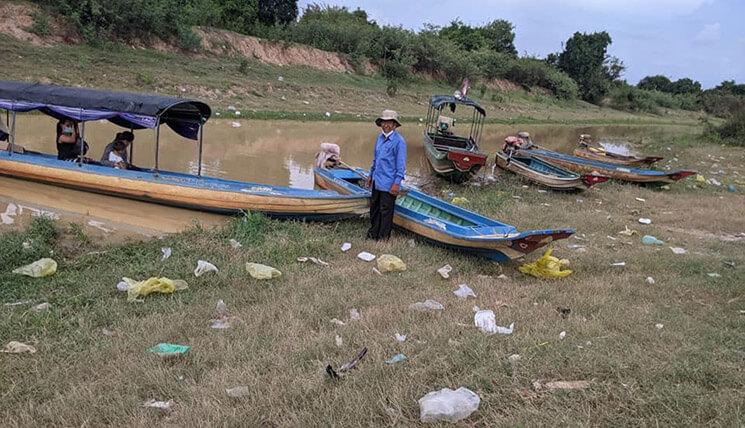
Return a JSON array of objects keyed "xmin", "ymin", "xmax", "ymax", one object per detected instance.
[
  {"xmin": 13, "ymin": 258, "xmax": 57, "ymax": 277},
  {"xmin": 377, "ymin": 254, "xmax": 406, "ymax": 273},
  {"xmin": 695, "ymin": 174, "xmax": 706, "ymax": 184},
  {"xmin": 125, "ymin": 277, "xmax": 188, "ymax": 302},
  {"xmin": 519, "ymin": 249, "xmax": 572, "ymax": 279},
  {"xmin": 246, "ymin": 262, "xmax": 282, "ymax": 279},
  {"xmin": 451, "ymin": 197, "xmax": 469, "ymax": 205}
]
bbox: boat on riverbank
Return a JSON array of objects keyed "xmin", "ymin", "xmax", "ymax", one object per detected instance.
[
  {"xmin": 314, "ymin": 166, "xmax": 574, "ymax": 261},
  {"xmin": 495, "ymin": 150, "xmax": 608, "ymax": 190},
  {"xmin": 573, "ymin": 134, "xmax": 663, "ymax": 166},
  {"xmin": 0, "ymin": 81, "xmax": 367, "ymax": 220},
  {"xmin": 422, "ymin": 95, "xmax": 488, "ymax": 183}
]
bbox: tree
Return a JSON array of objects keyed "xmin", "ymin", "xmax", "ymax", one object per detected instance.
[
  {"xmin": 669, "ymin": 78, "xmax": 702, "ymax": 94},
  {"xmin": 257, "ymin": 0, "xmax": 297, "ymax": 25},
  {"xmin": 480, "ymin": 19, "xmax": 517, "ymax": 56},
  {"xmin": 638, "ymin": 75, "xmax": 672, "ymax": 92},
  {"xmin": 557, "ymin": 31, "xmax": 618, "ymax": 103},
  {"xmin": 439, "ymin": 20, "xmax": 486, "ymax": 52}
]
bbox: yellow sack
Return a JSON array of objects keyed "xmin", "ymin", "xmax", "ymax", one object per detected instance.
[
  {"xmin": 695, "ymin": 174, "xmax": 706, "ymax": 184},
  {"xmin": 246, "ymin": 262, "xmax": 282, "ymax": 280},
  {"xmin": 13, "ymin": 258, "xmax": 57, "ymax": 277},
  {"xmin": 125, "ymin": 277, "xmax": 188, "ymax": 302},
  {"xmin": 377, "ymin": 254, "xmax": 406, "ymax": 273},
  {"xmin": 519, "ymin": 249, "xmax": 572, "ymax": 279},
  {"xmin": 451, "ymin": 197, "xmax": 469, "ymax": 205}
]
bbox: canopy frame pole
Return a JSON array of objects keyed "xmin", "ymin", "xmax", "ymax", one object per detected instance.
[
  {"xmin": 9, "ymin": 109, "xmax": 16, "ymax": 157},
  {"xmin": 78, "ymin": 108, "xmax": 85, "ymax": 166},
  {"xmin": 5, "ymin": 109, "xmax": 8, "ymax": 127},
  {"xmin": 154, "ymin": 117, "xmax": 161, "ymax": 177},
  {"xmin": 197, "ymin": 120, "xmax": 204, "ymax": 177},
  {"xmin": 129, "ymin": 128, "xmax": 134, "ymax": 164}
]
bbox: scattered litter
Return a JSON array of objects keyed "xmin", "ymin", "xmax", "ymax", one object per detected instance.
[
  {"xmin": 670, "ymin": 247, "xmax": 687, "ymax": 255},
  {"xmin": 210, "ymin": 299, "xmax": 233, "ymax": 329},
  {"xmin": 419, "ymin": 387, "xmax": 480, "ymax": 423},
  {"xmin": 277, "ymin": 75, "xmax": 284, "ymax": 81},
  {"xmin": 408, "ymin": 238, "xmax": 417, "ymax": 248},
  {"xmin": 618, "ymin": 226, "xmax": 637, "ymax": 236},
  {"xmin": 297, "ymin": 256, "xmax": 330, "ymax": 266},
  {"xmin": 325, "ymin": 112, "xmax": 331, "ymax": 117},
  {"xmin": 143, "ymin": 399, "xmax": 174, "ymax": 412},
  {"xmin": 229, "ymin": 239, "xmax": 242, "ymax": 249},
  {"xmin": 330, "ymin": 318, "xmax": 346, "ymax": 326},
  {"xmin": 707, "ymin": 272, "xmax": 721, "ymax": 278},
  {"xmin": 559, "ymin": 331, "xmax": 567, "ymax": 340},
  {"xmin": 194, "ymin": 260, "xmax": 218, "ymax": 277},
  {"xmin": 377, "ymin": 254, "xmax": 406, "ymax": 272},
  {"xmin": 611, "ymin": 262, "xmax": 626, "ymax": 267},
  {"xmin": 148, "ymin": 343, "xmax": 190, "ymax": 358},
  {"xmin": 641, "ymin": 235, "xmax": 664, "ymax": 245},
  {"xmin": 655, "ymin": 323, "xmax": 664, "ymax": 330},
  {"xmin": 22, "ymin": 240, "xmax": 32, "ymax": 250},
  {"xmin": 357, "ymin": 251, "xmax": 376, "ymax": 262},
  {"xmin": 246, "ymin": 262, "xmax": 282, "ymax": 279},
  {"xmin": 385, "ymin": 353, "xmax": 407, "ymax": 365},
  {"xmin": 227, "ymin": 105, "xmax": 236, "ymax": 111},
  {"xmin": 395, "ymin": 333, "xmax": 407, "ymax": 342},
  {"xmin": 335, "ymin": 335, "xmax": 343, "ymax": 347},
  {"xmin": 225, "ymin": 386, "xmax": 250, "ymax": 398},
  {"xmin": 124, "ymin": 277, "xmax": 188, "ymax": 302},
  {"xmin": 1, "ymin": 203, "xmax": 18, "ymax": 224},
  {"xmin": 607, "ymin": 235, "xmax": 618, "ymax": 241},
  {"xmin": 453, "ymin": 284, "xmax": 476, "ymax": 299},
  {"xmin": 234, "ymin": 111, "xmax": 241, "ymax": 116},
  {"xmin": 518, "ymin": 249, "xmax": 572, "ymax": 279},
  {"xmin": 230, "ymin": 121, "xmax": 241, "ymax": 128},
  {"xmin": 437, "ymin": 264, "xmax": 452, "ymax": 279},
  {"xmin": 326, "ymin": 347, "xmax": 367, "ymax": 379},
  {"xmin": 508, "ymin": 354, "xmax": 521, "ymax": 363},
  {"xmin": 340, "ymin": 242, "xmax": 352, "ymax": 252},
  {"xmin": 31, "ymin": 302, "xmax": 50, "ymax": 312},
  {"xmin": 474, "ymin": 310, "xmax": 513, "ymax": 335},
  {"xmin": 532, "ymin": 380, "xmax": 591, "ymax": 391},
  {"xmin": 727, "ymin": 184, "xmax": 737, "ymax": 192},
  {"xmin": 635, "ymin": 197, "xmax": 646, "ymax": 202},
  {"xmin": 637, "ymin": 217, "xmax": 654, "ymax": 225},
  {"xmin": 372, "ymin": 267, "xmax": 383, "ymax": 276},
  {"xmin": 451, "ymin": 197, "xmax": 469, "ymax": 205},
  {"xmin": 557, "ymin": 307, "xmax": 571, "ymax": 318},
  {"xmin": 87, "ymin": 219, "xmax": 113, "ymax": 233},
  {"xmin": 1, "ymin": 341, "xmax": 37, "ymax": 354},
  {"xmin": 410, "ymin": 299, "xmax": 444, "ymax": 312},
  {"xmin": 161, "ymin": 247, "xmax": 172, "ymax": 261},
  {"xmin": 4, "ymin": 300, "xmax": 33, "ymax": 307},
  {"xmin": 116, "ymin": 280, "xmax": 129, "ymax": 292},
  {"xmin": 567, "ymin": 244, "xmax": 586, "ymax": 252},
  {"xmin": 349, "ymin": 308, "xmax": 361, "ymax": 321},
  {"xmin": 12, "ymin": 258, "xmax": 57, "ymax": 278},
  {"xmin": 497, "ymin": 274, "xmax": 509, "ymax": 280},
  {"xmin": 646, "ymin": 276, "xmax": 655, "ymax": 285},
  {"xmin": 101, "ymin": 327, "xmax": 118, "ymax": 337}
]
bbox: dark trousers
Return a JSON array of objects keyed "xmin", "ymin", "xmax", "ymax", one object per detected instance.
[{"xmin": 367, "ymin": 187, "xmax": 397, "ymax": 240}]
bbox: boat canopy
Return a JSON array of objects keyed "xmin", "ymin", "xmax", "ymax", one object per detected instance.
[
  {"xmin": 0, "ymin": 81, "xmax": 211, "ymax": 140},
  {"xmin": 429, "ymin": 95, "xmax": 485, "ymax": 116}
]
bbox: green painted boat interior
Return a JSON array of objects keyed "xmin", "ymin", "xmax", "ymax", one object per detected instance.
[
  {"xmin": 397, "ymin": 196, "xmax": 477, "ymax": 227},
  {"xmin": 512, "ymin": 155, "xmax": 577, "ymax": 178}
]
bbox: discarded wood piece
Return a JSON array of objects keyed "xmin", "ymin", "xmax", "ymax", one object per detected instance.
[{"xmin": 326, "ymin": 347, "xmax": 368, "ymax": 379}]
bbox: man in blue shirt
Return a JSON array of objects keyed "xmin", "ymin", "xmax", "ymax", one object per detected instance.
[{"xmin": 366, "ymin": 110, "xmax": 406, "ymax": 240}]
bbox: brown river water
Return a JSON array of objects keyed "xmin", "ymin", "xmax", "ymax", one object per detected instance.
[{"xmin": 1, "ymin": 116, "xmax": 691, "ymax": 236}]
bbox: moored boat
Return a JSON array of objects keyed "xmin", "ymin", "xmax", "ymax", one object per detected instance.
[
  {"xmin": 496, "ymin": 136, "xmax": 608, "ymax": 190},
  {"xmin": 422, "ymin": 94, "xmax": 488, "ymax": 183},
  {"xmin": 0, "ymin": 81, "xmax": 368, "ymax": 220},
  {"xmin": 573, "ymin": 134, "xmax": 663, "ymax": 166},
  {"xmin": 518, "ymin": 148, "xmax": 695, "ymax": 184},
  {"xmin": 314, "ymin": 166, "xmax": 574, "ymax": 262}
]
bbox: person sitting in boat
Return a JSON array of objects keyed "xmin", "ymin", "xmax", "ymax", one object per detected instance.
[
  {"xmin": 101, "ymin": 131, "xmax": 138, "ymax": 169},
  {"xmin": 578, "ymin": 134, "xmax": 593, "ymax": 148},
  {"xmin": 516, "ymin": 131, "xmax": 534, "ymax": 149},
  {"xmin": 502, "ymin": 136, "xmax": 521, "ymax": 154},
  {"xmin": 315, "ymin": 142, "xmax": 341, "ymax": 169},
  {"xmin": 0, "ymin": 120, "xmax": 8, "ymax": 143},
  {"xmin": 56, "ymin": 119, "xmax": 89, "ymax": 161},
  {"xmin": 106, "ymin": 140, "xmax": 129, "ymax": 169},
  {"xmin": 436, "ymin": 115, "xmax": 455, "ymax": 136}
]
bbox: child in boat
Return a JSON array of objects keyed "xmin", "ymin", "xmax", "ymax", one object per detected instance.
[
  {"xmin": 108, "ymin": 141, "xmax": 128, "ymax": 169},
  {"xmin": 56, "ymin": 119, "xmax": 90, "ymax": 161},
  {"xmin": 101, "ymin": 131, "xmax": 134, "ymax": 168}
]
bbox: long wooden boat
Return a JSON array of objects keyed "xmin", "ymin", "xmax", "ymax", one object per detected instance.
[
  {"xmin": 573, "ymin": 146, "xmax": 663, "ymax": 167},
  {"xmin": 519, "ymin": 149, "xmax": 695, "ymax": 184},
  {"xmin": 495, "ymin": 151, "xmax": 608, "ymax": 190},
  {"xmin": 0, "ymin": 81, "xmax": 367, "ymax": 221},
  {"xmin": 314, "ymin": 167, "xmax": 574, "ymax": 262},
  {"xmin": 423, "ymin": 95, "xmax": 488, "ymax": 183}
]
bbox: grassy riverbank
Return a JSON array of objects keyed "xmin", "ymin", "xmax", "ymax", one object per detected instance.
[
  {"xmin": 1, "ymin": 132, "xmax": 744, "ymax": 425},
  {"xmin": 1, "ymin": 34, "xmax": 706, "ymax": 126}
]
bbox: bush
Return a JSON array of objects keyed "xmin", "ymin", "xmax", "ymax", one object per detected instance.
[
  {"xmin": 28, "ymin": 10, "xmax": 52, "ymax": 37},
  {"xmin": 607, "ymin": 84, "xmax": 701, "ymax": 113},
  {"xmin": 715, "ymin": 109, "xmax": 745, "ymax": 146},
  {"xmin": 503, "ymin": 58, "xmax": 578, "ymax": 99}
]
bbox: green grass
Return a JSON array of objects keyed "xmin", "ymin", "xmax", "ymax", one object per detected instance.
[{"xmin": 2, "ymin": 131, "xmax": 744, "ymax": 424}]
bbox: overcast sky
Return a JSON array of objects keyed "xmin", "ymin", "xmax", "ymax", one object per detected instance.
[{"xmin": 297, "ymin": 0, "xmax": 744, "ymax": 88}]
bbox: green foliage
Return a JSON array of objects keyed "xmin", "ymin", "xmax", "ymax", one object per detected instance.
[
  {"xmin": 638, "ymin": 75, "xmax": 672, "ymax": 92},
  {"xmin": 700, "ymin": 80, "xmax": 745, "ymax": 117},
  {"xmin": 29, "ymin": 10, "xmax": 53, "ymax": 37},
  {"xmin": 257, "ymin": 0, "xmax": 298, "ymax": 26},
  {"xmin": 714, "ymin": 109, "xmax": 745, "ymax": 146},
  {"xmin": 439, "ymin": 19, "xmax": 516, "ymax": 56},
  {"xmin": 0, "ymin": 217, "xmax": 58, "ymax": 271},
  {"xmin": 556, "ymin": 31, "xmax": 621, "ymax": 103},
  {"xmin": 505, "ymin": 57, "xmax": 579, "ymax": 99},
  {"xmin": 638, "ymin": 75, "xmax": 702, "ymax": 95},
  {"xmin": 607, "ymin": 83, "xmax": 701, "ymax": 113}
]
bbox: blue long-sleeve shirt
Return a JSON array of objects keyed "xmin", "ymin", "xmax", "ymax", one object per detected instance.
[{"xmin": 370, "ymin": 131, "xmax": 406, "ymax": 192}]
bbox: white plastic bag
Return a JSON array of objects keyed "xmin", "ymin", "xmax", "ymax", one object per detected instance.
[
  {"xmin": 474, "ymin": 310, "xmax": 514, "ymax": 335},
  {"xmin": 410, "ymin": 299, "xmax": 444, "ymax": 312},
  {"xmin": 194, "ymin": 260, "xmax": 218, "ymax": 277},
  {"xmin": 453, "ymin": 284, "xmax": 476, "ymax": 300},
  {"xmin": 419, "ymin": 387, "xmax": 480, "ymax": 423}
]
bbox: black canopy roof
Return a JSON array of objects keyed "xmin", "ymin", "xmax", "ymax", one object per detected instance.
[
  {"xmin": 429, "ymin": 95, "xmax": 486, "ymax": 116},
  {"xmin": 0, "ymin": 81, "xmax": 211, "ymax": 139}
]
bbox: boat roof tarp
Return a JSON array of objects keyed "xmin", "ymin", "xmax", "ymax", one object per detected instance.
[
  {"xmin": 0, "ymin": 81, "xmax": 211, "ymax": 140},
  {"xmin": 429, "ymin": 95, "xmax": 485, "ymax": 116}
]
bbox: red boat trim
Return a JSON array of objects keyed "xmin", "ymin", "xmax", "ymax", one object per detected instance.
[
  {"xmin": 669, "ymin": 170, "xmax": 696, "ymax": 181},
  {"xmin": 446, "ymin": 151, "xmax": 487, "ymax": 172},
  {"xmin": 581, "ymin": 174, "xmax": 610, "ymax": 188}
]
